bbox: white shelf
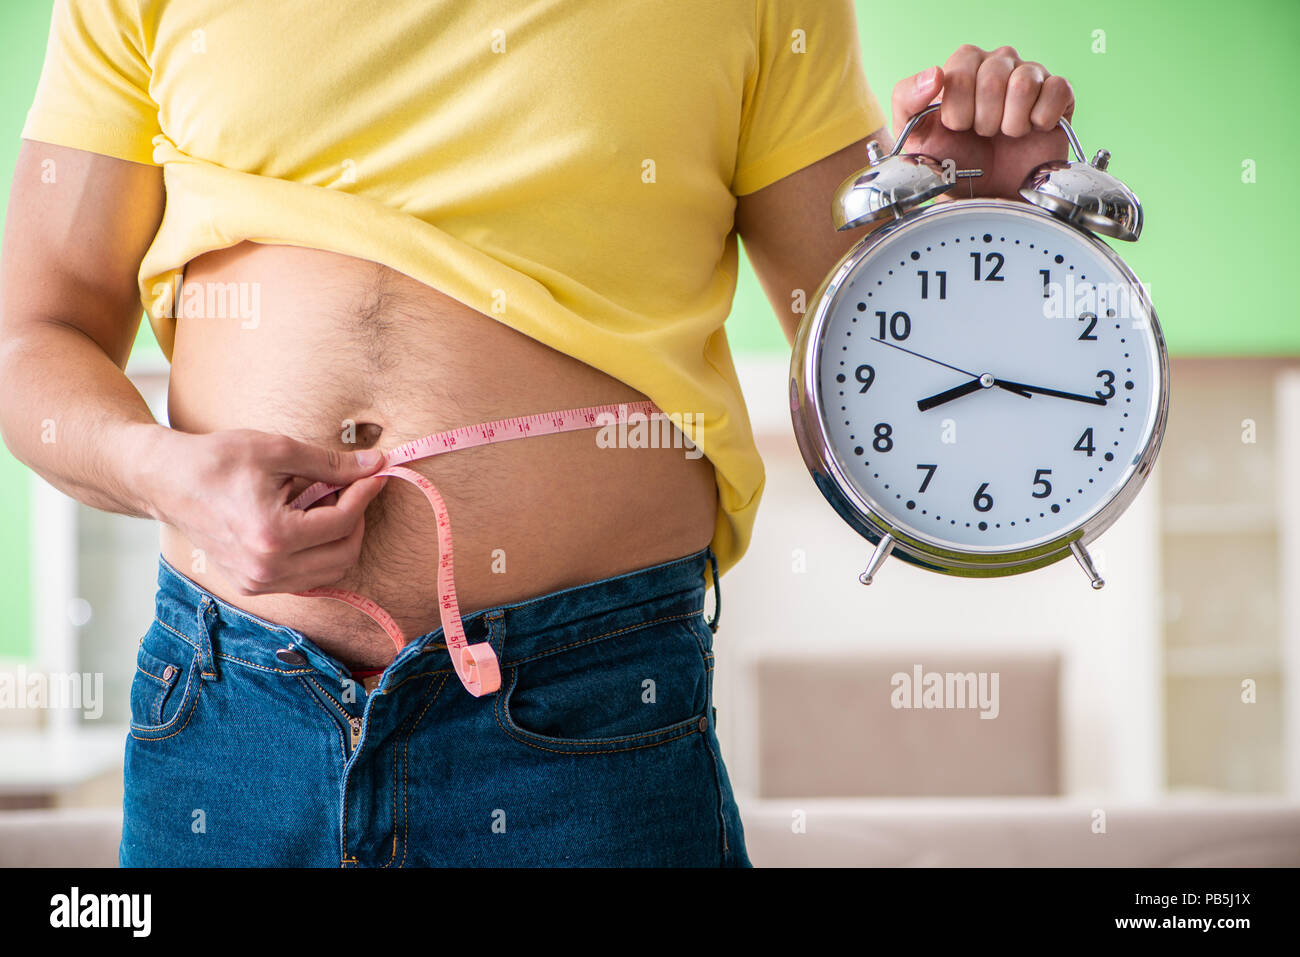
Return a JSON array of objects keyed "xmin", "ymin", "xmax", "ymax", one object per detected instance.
[
  {"xmin": 1161, "ymin": 503, "xmax": 1277, "ymax": 536},
  {"xmin": 1165, "ymin": 645, "xmax": 1280, "ymax": 678},
  {"xmin": 0, "ymin": 727, "xmax": 125, "ymax": 797}
]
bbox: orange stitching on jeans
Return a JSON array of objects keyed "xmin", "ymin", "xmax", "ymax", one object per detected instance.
[
  {"xmin": 128, "ymin": 648, "xmax": 200, "ymax": 737},
  {"xmin": 128, "ymin": 673, "xmax": 201, "ymax": 742},
  {"xmin": 135, "ymin": 663, "xmax": 169, "ymax": 683},
  {"xmin": 304, "ymin": 686, "xmax": 351, "ymax": 864},
  {"xmin": 380, "ymin": 677, "xmax": 434, "ymax": 869},
  {"xmin": 302, "ymin": 684, "xmax": 347, "ymax": 766},
  {"xmin": 494, "ymin": 703, "xmax": 700, "ymax": 755},
  {"xmin": 493, "ymin": 667, "xmax": 705, "ymax": 753},
  {"xmin": 215, "ymin": 652, "xmax": 314, "ymax": 676},
  {"xmin": 503, "ymin": 608, "xmax": 704, "ymax": 667},
  {"xmin": 700, "ymin": 725, "xmax": 730, "ymax": 858},
  {"xmin": 391, "ymin": 674, "xmax": 447, "ymax": 868},
  {"xmin": 305, "ymin": 675, "xmax": 352, "ymax": 715},
  {"xmin": 300, "ymin": 686, "xmax": 350, "ymax": 865},
  {"xmin": 153, "ymin": 617, "xmax": 200, "ymax": 651},
  {"xmin": 383, "ymin": 670, "xmax": 443, "ymax": 695},
  {"xmin": 379, "ymin": 674, "xmax": 443, "ymax": 868},
  {"xmin": 489, "ymin": 554, "xmax": 706, "ymax": 617},
  {"xmin": 496, "ymin": 654, "xmax": 708, "ymax": 747}
]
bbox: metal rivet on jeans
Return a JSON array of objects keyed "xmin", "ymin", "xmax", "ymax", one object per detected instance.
[
  {"xmin": 275, "ymin": 648, "xmax": 307, "ymax": 666},
  {"xmin": 162, "ymin": 665, "xmax": 176, "ymax": 681},
  {"xmin": 698, "ymin": 716, "xmax": 709, "ymax": 733}
]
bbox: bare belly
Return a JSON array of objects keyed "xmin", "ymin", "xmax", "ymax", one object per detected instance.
[{"xmin": 160, "ymin": 242, "xmax": 717, "ymax": 670}]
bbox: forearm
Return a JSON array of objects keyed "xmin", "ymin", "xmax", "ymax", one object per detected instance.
[{"xmin": 0, "ymin": 317, "xmax": 172, "ymax": 520}]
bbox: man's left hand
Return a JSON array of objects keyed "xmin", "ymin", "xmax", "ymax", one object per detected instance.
[{"xmin": 891, "ymin": 45, "xmax": 1075, "ymax": 201}]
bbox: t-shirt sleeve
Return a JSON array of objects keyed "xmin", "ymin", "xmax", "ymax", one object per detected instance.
[
  {"xmin": 20, "ymin": 0, "xmax": 161, "ymax": 166},
  {"xmin": 731, "ymin": 0, "xmax": 888, "ymax": 196}
]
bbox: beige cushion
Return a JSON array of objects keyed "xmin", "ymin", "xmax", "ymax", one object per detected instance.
[
  {"xmin": 0, "ymin": 807, "xmax": 121, "ymax": 867},
  {"xmin": 757, "ymin": 652, "xmax": 1060, "ymax": 797},
  {"xmin": 739, "ymin": 798, "xmax": 1300, "ymax": 867}
]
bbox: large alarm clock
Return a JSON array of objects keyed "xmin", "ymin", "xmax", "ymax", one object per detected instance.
[{"xmin": 790, "ymin": 105, "xmax": 1169, "ymax": 589}]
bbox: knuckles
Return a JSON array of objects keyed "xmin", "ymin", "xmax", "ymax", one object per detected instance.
[
  {"xmin": 246, "ymin": 524, "xmax": 286, "ymax": 557},
  {"xmin": 976, "ymin": 64, "xmax": 1013, "ymax": 96},
  {"xmin": 1044, "ymin": 74, "xmax": 1075, "ymax": 99},
  {"xmin": 1006, "ymin": 69, "xmax": 1042, "ymax": 101},
  {"xmin": 243, "ymin": 556, "xmax": 280, "ymax": 585}
]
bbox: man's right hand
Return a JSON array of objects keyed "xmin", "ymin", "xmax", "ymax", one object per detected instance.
[{"xmin": 148, "ymin": 429, "xmax": 388, "ymax": 597}]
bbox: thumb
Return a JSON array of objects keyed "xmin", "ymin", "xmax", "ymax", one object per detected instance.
[
  {"xmin": 892, "ymin": 65, "xmax": 943, "ymax": 132},
  {"xmin": 268, "ymin": 437, "xmax": 385, "ymax": 484}
]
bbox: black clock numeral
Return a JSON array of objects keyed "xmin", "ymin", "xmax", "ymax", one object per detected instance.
[
  {"xmin": 916, "ymin": 463, "xmax": 937, "ymax": 493},
  {"xmin": 1077, "ymin": 312, "xmax": 1099, "ymax": 341},
  {"xmin": 854, "ymin": 364, "xmax": 875, "ymax": 394},
  {"xmin": 875, "ymin": 310, "xmax": 911, "ymax": 341},
  {"xmin": 970, "ymin": 251, "xmax": 1005, "ymax": 282},
  {"xmin": 872, "ymin": 422, "xmax": 894, "ymax": 453},
  {"xmin": 1095, "ymin": 369, "xmax": 1116, "ymax": 400},
  {"xmin": 918, "ymin": 270, "xmax": 947, "ymax": 300},
  {"xmin": 1040, "ymin": 269, "xmax": 1051, "ymax": 299},
  {"xmin": 1031, "ymin": 468, "xmax": 1053, "ymax": 498},
  {"xmin": 972, "ymin": 482, "xmax": 994, "ymax": 512},
  {"xmin": 1074, "ymin": 427, "xmax": 1095, "ymax": 457}
]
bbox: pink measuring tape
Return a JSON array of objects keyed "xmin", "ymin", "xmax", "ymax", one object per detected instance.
[{"xmin": 289, "ymin": 400, "xmax": 663, "ymax": 697}]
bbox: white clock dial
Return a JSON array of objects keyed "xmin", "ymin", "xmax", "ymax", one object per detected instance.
[{"xmin": 815, "ymin": 201, "xmax": 1161, "ymax": 552}]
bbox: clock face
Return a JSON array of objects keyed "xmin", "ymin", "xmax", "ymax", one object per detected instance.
[{"xmin": 811, "ymin": 200, "xmax": 1164, "ymax": 553}]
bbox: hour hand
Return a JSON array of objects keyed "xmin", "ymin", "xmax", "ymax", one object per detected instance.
[
  {"xmin": 917, "ymin": 378, "xmax": 983, "ymax": 411},
  {"xmin": 917, "ymin": 374, "xmax": 1033, "ymax": 411}
]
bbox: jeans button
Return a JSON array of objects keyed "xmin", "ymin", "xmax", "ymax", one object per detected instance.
[
  {"xmin": 697, "ymin": 716, "xmax": 708, "ymax": 733},
  {"xmin": 276, "ymin": 648, "xmax": 307, "ymax": 666}
]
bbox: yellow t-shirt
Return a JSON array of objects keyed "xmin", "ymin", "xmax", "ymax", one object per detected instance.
[{"xmin": 21, "ymin": 0, "xmax": 887, "ymax": 577}]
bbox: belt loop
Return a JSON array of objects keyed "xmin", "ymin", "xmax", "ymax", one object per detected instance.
[
  {"xmin": 195, "ymin": 597, "xmax": 221, "ymax": 681},
  {"xmin": 705, "ymin": 547, "xmax": 721, "ymax": 633}
]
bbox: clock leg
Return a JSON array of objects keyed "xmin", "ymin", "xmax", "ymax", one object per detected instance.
[
  {"xmin": 859, "ymin": 534, "xmax": 895, "ymax": 586},
  {"xmin": 1069, "ymin": 541, "xmax": 1106, "ymax": 590}
]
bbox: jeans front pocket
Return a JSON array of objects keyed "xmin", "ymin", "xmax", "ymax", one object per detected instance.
[
  {"xmin": 128, "ymin": 619, "xmax": 202, "ymax": 740},
  {"xmin": 495, "ymin": 611, "xmax": 711, "ymax": 754}
]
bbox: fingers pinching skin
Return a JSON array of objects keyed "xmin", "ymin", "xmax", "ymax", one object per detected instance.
[
  {"xmin": 262, "ymin": 434, "xmax": 384, "ymax": 485},
  {"xmin": 287, "ymin": 474, "xmax": 388, "ymax": 550}
]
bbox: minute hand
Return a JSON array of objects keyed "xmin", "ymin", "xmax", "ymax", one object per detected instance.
[{"xmin": 993, "ymin": 378, "xmax": 1107, "ymax": 406}]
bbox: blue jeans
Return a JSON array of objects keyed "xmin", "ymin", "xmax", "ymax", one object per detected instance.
[{"xmin": 120, "ymin": 545, "xmax": 749, "ymax": 867}]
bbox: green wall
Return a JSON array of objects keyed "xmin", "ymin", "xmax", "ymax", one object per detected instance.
[
  {"xmin": 730, "ymin": 0, "xmax": 1300, "ymax": 355},
  {"xmin": 1, "ymin": 0, "xmax": 1296, "ymax": 657}
]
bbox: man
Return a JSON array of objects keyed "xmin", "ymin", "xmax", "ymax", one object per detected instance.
[{"xmin": 1, "ymin": 0, "xmax": 1072, "ymax": 866}]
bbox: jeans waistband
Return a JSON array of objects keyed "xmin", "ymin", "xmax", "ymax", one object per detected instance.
[{"xmin": 153, "ymin": 545, "xmax": 719, "ymax": 692}]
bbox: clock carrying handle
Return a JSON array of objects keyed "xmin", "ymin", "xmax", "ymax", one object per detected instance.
[{"xmin": 889, "ymin": 103, "xmax": 1088, "ymax": 165}]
